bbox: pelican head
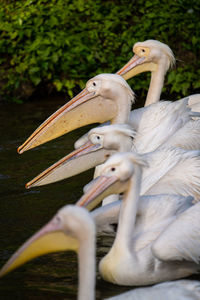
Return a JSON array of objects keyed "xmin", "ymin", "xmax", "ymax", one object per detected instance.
[
  {"xmin": 117, "ymin": 39, "xmax": 175, "ymax": 80},
  {"xmin": 18, "ymin": 74, "xmax": 134, "ymax": 154},
  {"xmin": 75, "ymin": 123, "xmax": 135, "ymax": 150},
  {"xmin": 26, "ymin": 124, "xmax": 136, "ymax": 188},
  {"xmin": 0, "ymin": 205, "xmax": 95, "ymax": 277},
  {"xmin": 76, "ymin": 152, "xmax": 148, "ymax": 210}
]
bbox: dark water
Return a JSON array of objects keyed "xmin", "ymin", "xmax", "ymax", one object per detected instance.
[{"xmin": 0, "ymin": 99, "xmax": 131, "ymax": 299}]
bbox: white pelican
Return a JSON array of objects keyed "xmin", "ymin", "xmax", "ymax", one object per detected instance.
[
  {"xmin": 17, "ymin": 70, "xmax": 200, "ymax": 154},
  {"xmin": 0, "ymin": 205, "xmax": 96, "ymax": 300},
  {"xmin": 17, "ymin": 74, "xmax": 134, "ymax": 153},
  {"xmin": 25, "ymin": 124, "xmax": 135, "ymax": 188},
  {"xmin": 25, "ymin": 124, "xmax": 200, "ymax": 203},
  {"xmin": 118, "ymin": 39, "xmax": 200, "ymax": 108},
  {"xmin": 1, "ymin": 205, "xmax": 200, "ymax": 299},
  {"xmin": 77, "ymin": 152, "xmax": 200, "ymax": 285}
]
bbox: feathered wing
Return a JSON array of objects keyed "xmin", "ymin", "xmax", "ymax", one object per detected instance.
[
  {"xmin": 141, "ymin": 148, "xmax": 200, "ymax": 202},
  {"xmin": 129, "ymin": 98, "xmax": 190, "ymax": 132},
  {"xmin": 131, "ymin": 99, "xmax": 195, "ymax": 153},
  {"xmin": 132, "ymin": 194, "xmax": 194, "ymax": 252},
  {"xmin": 135, "ymin": 194, "xmax": 192, "ymax": 231},
  {"xmin": 152, "ymin": 202, "xmax": 200, "ymax": 264},
  {"xmin": 107, "ymin": 280, "xmax": 200, "ymax": 300},
  {"xmin": 161, "ymin": 119, "xmax": 200, "ymax": 150},
  {"xmin": 188, "ymin": 94, "xmax": 200, "ymax": 111}
]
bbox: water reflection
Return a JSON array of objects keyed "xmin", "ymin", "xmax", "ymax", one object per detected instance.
[{"xmin": 0, "ymin": 99, "xmax": 200, "ymax": 299}]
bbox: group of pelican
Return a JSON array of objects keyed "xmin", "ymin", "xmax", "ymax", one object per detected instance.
[{"xmin": 1, "ymin": 40, "xmax": 200, "ymax": 299}]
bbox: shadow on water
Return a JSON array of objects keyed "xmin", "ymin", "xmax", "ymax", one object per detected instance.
[{"xmin": 0, "ymin": 98, "xmax": 200, "ymax": 299}]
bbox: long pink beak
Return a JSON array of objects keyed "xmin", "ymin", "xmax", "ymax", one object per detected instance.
[
  {"xmin": 76, "ymin": 175, "xmax": 121, "ymax": 211},
  {"xmin": 25, "ymin": 140, "xmax": 114, "ymax": 188},
  {"xmin": 117, "ymin": 54, "xmax": 145, "ymax": 80}
]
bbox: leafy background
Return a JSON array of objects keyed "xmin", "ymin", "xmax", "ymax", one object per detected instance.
[{"xmin": 0, "ymin": 0, "xmax": 199, "ymax": 103}]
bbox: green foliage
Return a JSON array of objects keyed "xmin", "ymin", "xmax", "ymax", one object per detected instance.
[{"xmin": 0, "ymin": 0, "xmax": 200, "ymax": 102}]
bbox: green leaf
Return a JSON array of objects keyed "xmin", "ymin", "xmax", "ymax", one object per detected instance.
[
  {"xmin": 53, "ymin": 80, "xmax": 63, "ymax": 91},
  {"xmin": 29, "ymin": 67, "xmax": 40, "ymax": 74}
]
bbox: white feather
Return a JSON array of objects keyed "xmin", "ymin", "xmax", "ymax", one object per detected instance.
[{"xmin": 107, "ymin": 280, "xmax": 200, "ymax": 300}]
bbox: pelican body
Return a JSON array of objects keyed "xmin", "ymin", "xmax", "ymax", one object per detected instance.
[
  {"xmin": 77, "ymin": 152, "xmax": 200, "ymax": 286},
  {"xmin": 25, "ymin": 123, "xmax": 200, "ymax": 205}
]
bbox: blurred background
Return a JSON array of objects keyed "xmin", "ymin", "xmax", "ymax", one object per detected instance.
[{"xmin": 0, "ymin": 0, "xmax": 199, "ymax": 105}]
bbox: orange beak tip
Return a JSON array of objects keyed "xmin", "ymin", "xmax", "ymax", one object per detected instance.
[
  {"xmin": 25, "ymin": 183, "xmax": 30, "ymax": 189},
  {"xmin": 17, "ymin": 147, "xmax": 22, "ymax": 154}
]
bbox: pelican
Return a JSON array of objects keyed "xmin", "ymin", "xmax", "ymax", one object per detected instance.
[
  {"xmin": 118, "ymin": 39, "xmax": 200, "ymax": 108},
  {"xmin": 0, "ymin": 205, "xmax": 96, "ymax": 300},
  {"xmin": 25, "ymin": 124, "xmax": 135, "ymax": 188},
  {"xmin": 25, "ymin": 123, "xmax": 200, "ymax": 203},
  {"xmin": 77, "ymin": 152, "xmax": 200, "ymax": 285},
  {"xmin": 17, "ymin": 74, "xmax": 134, "ymax": 153},
  {"xmin": 1, "ymin": 205, "xmax": 200, "ymax": 300}
]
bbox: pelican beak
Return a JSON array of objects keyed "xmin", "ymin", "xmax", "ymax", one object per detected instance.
[
  {"xmin": 117, "ymin": 55, "xmax": 156, "ymax": 80},
  {"xmin": 0, "ymin": 217, "xmax": 78, "ymax": 277},
  {"xmin": 26, "ymin": 141, "xmax": 115, "ymax": 188},
  {"xmin": 76, "ymin": 175, "xmax": 124, "ymax": 211},
  {"xmin": 18, "ymin": 89, "xmax": 117, "ymax": 154}
]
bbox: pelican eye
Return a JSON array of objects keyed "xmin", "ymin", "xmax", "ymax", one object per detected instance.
[
  {"xmin": 96, "ymin": 136, "xmax": 100, "ymax": 140},
  {"xmin": 111, "ymin": 167, "xmax": 116, "ymax": 172},
  {"xmin": 93, "ymin": 82, "xmax": 96, "ymax": 86},
  {"xmin": 141, "ymin": 49, "xmax": 145, "ymax": 53}
]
